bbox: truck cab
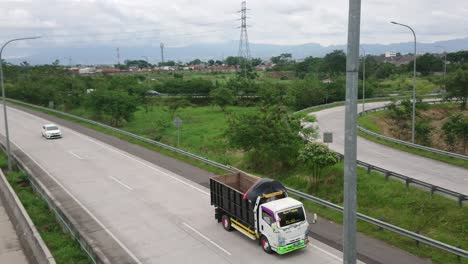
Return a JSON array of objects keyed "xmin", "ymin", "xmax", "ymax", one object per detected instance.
[
  {"xmin": 259, "ymin": 197, "xmax": 308, "ymax": 254},
  {"xmin": 210, "ymin": 172, "xmax": 311, "ymax": 255}
]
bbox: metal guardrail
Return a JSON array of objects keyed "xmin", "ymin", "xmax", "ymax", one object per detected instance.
[
  {"xmin": 294, "ymin": 94, "xmax": 443, "ymax": 114},
  {"xmin": 358, "ymin": 100, "xmax": 468, "ymax": 161},
  {"xmin": 333, "ymin": 152, "xmax": 467, "ymax": 207},
  {"xmin": 6, "ymin": 98, "xmax": 467, "ymax": 259}
]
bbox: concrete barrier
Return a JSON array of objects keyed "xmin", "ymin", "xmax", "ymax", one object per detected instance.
[{"xmin": 0, "ymin": 170, "xmax": 55, "ymax": 264}]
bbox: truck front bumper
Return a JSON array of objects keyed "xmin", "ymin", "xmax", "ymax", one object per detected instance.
[{"xmin": 276, "ymin": 239, "xmax": 307, "ymax": 255}]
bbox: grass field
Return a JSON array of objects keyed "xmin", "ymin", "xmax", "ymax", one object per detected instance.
[
  {"xmin": 122, "ymin": 105, "xmax": 256, "ymax": 166},
  {"xmin": 0, "ymin": 155, "xmax": 91, "ymax": 264}
]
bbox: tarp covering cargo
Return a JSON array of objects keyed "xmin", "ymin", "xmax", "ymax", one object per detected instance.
[{"xmin": 244, "ymin": 178, "xmax": 286, "ymax": 202}]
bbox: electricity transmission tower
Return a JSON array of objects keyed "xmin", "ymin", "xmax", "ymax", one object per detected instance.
[{"xmin": 237, "ymin": 0, "xmax": 251, "ymax": 78}]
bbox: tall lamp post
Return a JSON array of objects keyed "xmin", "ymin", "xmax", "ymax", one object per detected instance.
[
  {"xmin": 360, "ymin": 47, "xmax": 366, "ymax": 112},
  {"xmin": 435, "ymin": 45, "xmax": 447, "ymax": 91},
  {"xmin": 0, "ymin": 37, "xmax": 40, "ymax": 171},
  {"xmin": 391, "ymin": 21, "xmax": 417, "ymax": 143}
]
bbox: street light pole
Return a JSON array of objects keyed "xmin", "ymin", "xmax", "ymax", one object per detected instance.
[
  {"xmin": 435, "ymin": 45, "xmax": 447, "ymax": 91},
  {"xmin": 391, "ymin": 21, "xmax": 417, "ymax": 143},
  {"xmin": 360, "ymin": 47, "xmax": 366, "ymax": 112},
  {"xmin": 0, "ymin": 37, "xmax": 40, "ymax": 171},
  {"xmin": 344, "ymin": 0, "xmax": 361, "ymax": 263}
]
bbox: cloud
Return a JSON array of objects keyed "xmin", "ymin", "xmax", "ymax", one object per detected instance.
[{"xmin": 0, "ymin": 0, "xmax": 466, "ymax": 49}]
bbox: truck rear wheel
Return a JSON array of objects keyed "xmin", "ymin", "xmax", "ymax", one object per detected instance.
[
  {"xmin": 260, "ymin": 236, "xmax": 273, "ymax": 254},
  {"xmin": 221, "ymin": 215, "xmax": 233, "ymax": 231}
]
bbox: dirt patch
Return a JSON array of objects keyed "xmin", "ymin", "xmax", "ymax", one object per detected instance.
[{"xmin": 376, "ymin": 103, "xmax": 467, "ymax": 155}]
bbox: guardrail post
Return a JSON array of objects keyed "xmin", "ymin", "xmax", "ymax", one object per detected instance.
[
  {"xmin": 457, "ymin": 245, "xmax": 462, "ymax": 262},
  {"xmin": 405, "ymin": 178, "xmax": 412, "ymax": 188},
  {"xmin": 367, "ymin": 165, "xmax": 372, "ymax": 174},
  {"xmin": 385, "ymin": 171, "xmax": 391, "ymax": 180},
  {"xmin": 430, "ymin": 186, "xmax": 437, "ymax": 196},
  {"xmin": 458, "ymin": 195, "xmax": 465, "ymax": 208},
  {"xmin": 415, "ymin": 231, "xmax": 420, "ymax": 247}
]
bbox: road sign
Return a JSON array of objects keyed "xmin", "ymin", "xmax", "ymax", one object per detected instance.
[
  {"xmin": 173, "ymin": 117, "xmax": 182, "ymax": 128},
  {"xmin": 323, "ymin": 132, "xmax": 333, "ymax": 143}
]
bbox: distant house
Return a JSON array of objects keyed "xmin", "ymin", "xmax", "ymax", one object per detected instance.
[{"xmin": 321, "ymin": 78, "xmax": 333, "ymax": 84}]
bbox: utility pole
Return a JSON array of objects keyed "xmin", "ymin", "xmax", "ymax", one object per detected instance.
[
  {"xmin": 116, "ymin": 47, "xmax": 121, "ymax": 65},
  {"xmin": 237, "ymin": 0, "xmax": 251, "ymax": 79},
  {"xmin": 344, "ymin": 0, "xmax": 361, "ymax": 263},
  {"xmin": 160, "ymin": 43, "xmax": 165, "ymax": 65}
]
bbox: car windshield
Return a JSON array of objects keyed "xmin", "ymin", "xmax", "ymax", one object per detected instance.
[
  {"xmin": 277, "ymin": 207, "xmax": 305, "ymax": 227},
  {"xmin": 46, "ymin": 126, "xmax": 59, "ymax": 131}
]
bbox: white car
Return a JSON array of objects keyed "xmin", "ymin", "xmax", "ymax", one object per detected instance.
[{"xmin": 41, "ymin": 124, "xmax": 62, "ymax": 139}]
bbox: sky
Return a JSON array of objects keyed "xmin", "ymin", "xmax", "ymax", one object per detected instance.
[
  {"xmin": 0, "ymin": 0, "xmax": 467, "ymax": 53},
  {"xmin": 0, "ymin": 0, "xmax": 468, "ymax": 64}
]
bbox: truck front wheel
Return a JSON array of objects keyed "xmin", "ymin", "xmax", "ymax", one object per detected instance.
[
  {"xmin": 260, "ymin": 236, "xmax": 273, "ymax": 254},
  {"xmin": 221, "ymin": 215, "xmax": 233, "ymax": 231}
]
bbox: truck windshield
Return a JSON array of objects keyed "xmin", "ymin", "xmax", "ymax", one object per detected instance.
[{"xmin": 277, "ymin": 207, "xmax": 305, "ymax": 227}]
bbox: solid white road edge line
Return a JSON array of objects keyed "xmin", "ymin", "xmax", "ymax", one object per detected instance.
[
  {"xmin": 309, "ymin": 243, "xmax": 342, "ymax": 261},
  {"xmin": 9, "ymin": 140, "xmax": 143, "ymax": 264},
  {"xmin": 68, "ymin": 150, "xmax": 84, "ymax": 160},
  {"xmin": 109, "ymin": 176, "xmax": 133, "ymax": 191},
  {"xmin": 183, "ymin": 222, "xmax": 232, "ymax": 256}
]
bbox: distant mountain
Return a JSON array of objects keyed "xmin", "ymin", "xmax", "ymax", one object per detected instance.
[{"xmin": 7, "ymin": 37, "xmax": 468, "ymax": 65}]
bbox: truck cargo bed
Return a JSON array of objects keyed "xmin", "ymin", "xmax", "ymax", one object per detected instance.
[{"xmin": 210, "ymin": 173, "xmax": 257, "ymax": 228}]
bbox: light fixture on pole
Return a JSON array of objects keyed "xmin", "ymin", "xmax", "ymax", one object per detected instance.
[
  {"xmin": 0, "ymin": 36, "xmax": 41, "ymax": 171},
  {"xmin": 391, "ymin": 21, "xmax": 417, "ymax": 143}
]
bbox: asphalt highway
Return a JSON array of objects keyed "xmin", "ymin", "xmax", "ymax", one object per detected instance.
[
  {"xmin": 313, "ymin": 101, "xmax": 468, "ymax": 196},
  {"xmin": 0, "ymin": 106, "xmax": 360, "ymax": 263}
]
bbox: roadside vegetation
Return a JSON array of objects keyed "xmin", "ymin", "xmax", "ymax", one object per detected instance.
[
  {"xmin": 359, "ymin": 101, "xmax": 468, "ymax": 156},
  {"xmin": 0, "ymin": 154, "xmax": 91, "ymax": 264}
]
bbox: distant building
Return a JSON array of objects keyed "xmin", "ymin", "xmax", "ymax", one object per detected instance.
[{"xmin": 385, "ymin": 52, "xmax": 397, "ymax": 58}]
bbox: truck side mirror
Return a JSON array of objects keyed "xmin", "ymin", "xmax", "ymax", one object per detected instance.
[{"xmin": 312, "ymin": 213, "xmax": 317, "ymax": 224}]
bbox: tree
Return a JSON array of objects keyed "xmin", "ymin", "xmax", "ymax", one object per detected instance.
[
  {"xmin": 446, "ymin": 69, "xmax": 468, "ymax": 110},
  {"xmin": 225, "ymin": 56, "xmax": 241, "ymax": 66},
  {"xmin": 298, "ymin": 142, "xmax": 338, "ymax": 190},
  {"xmin": 208, "ymin": 59, "xmax": 215, "ymax": 66},
  {"xmin": 167, "ymin": 99, "xmax": 191, "ymax": 118},
  {"xmin": 210, "ymin": 87, "xmax": 234, "ymax": 111},
  {"xmin": 251, "ymin": 58, "xmax": 262, "ymax": 67},
  {"xmin": 226, "ymin": 105, "xmax": 304, "ymax": 170},
  {"xmin": 86, "ymin": 89, "xmax": 138, "ymax": 127},
  {"xmin": 320, "ymin": 50, "xmax": 346, "ymax": 75},
  {"xmin": 409, "ymin": 53, "xmax": 443, "ymax": 76},
  {"xmin": 415, "ymin": 121, "xmax": 433, "ymax": 146},
  {"xmin": 189, "ymin": 59, "xmax": 202, "ymax": 65},
  {"xmin": 271, "ymin": 53, "xmax": 292, "ymax": 64},
  {"xmin": 442, "ymin": 113, "xmax": 468, "ymax": 153},
  {"xmin": 288, "ymin": 79, "xmax": 325, "ymax": 110}
]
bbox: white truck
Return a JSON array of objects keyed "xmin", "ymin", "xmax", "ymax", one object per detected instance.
[{"xmin": 210, "ymin": 172, "xmax": 314, "ymax": 254}]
